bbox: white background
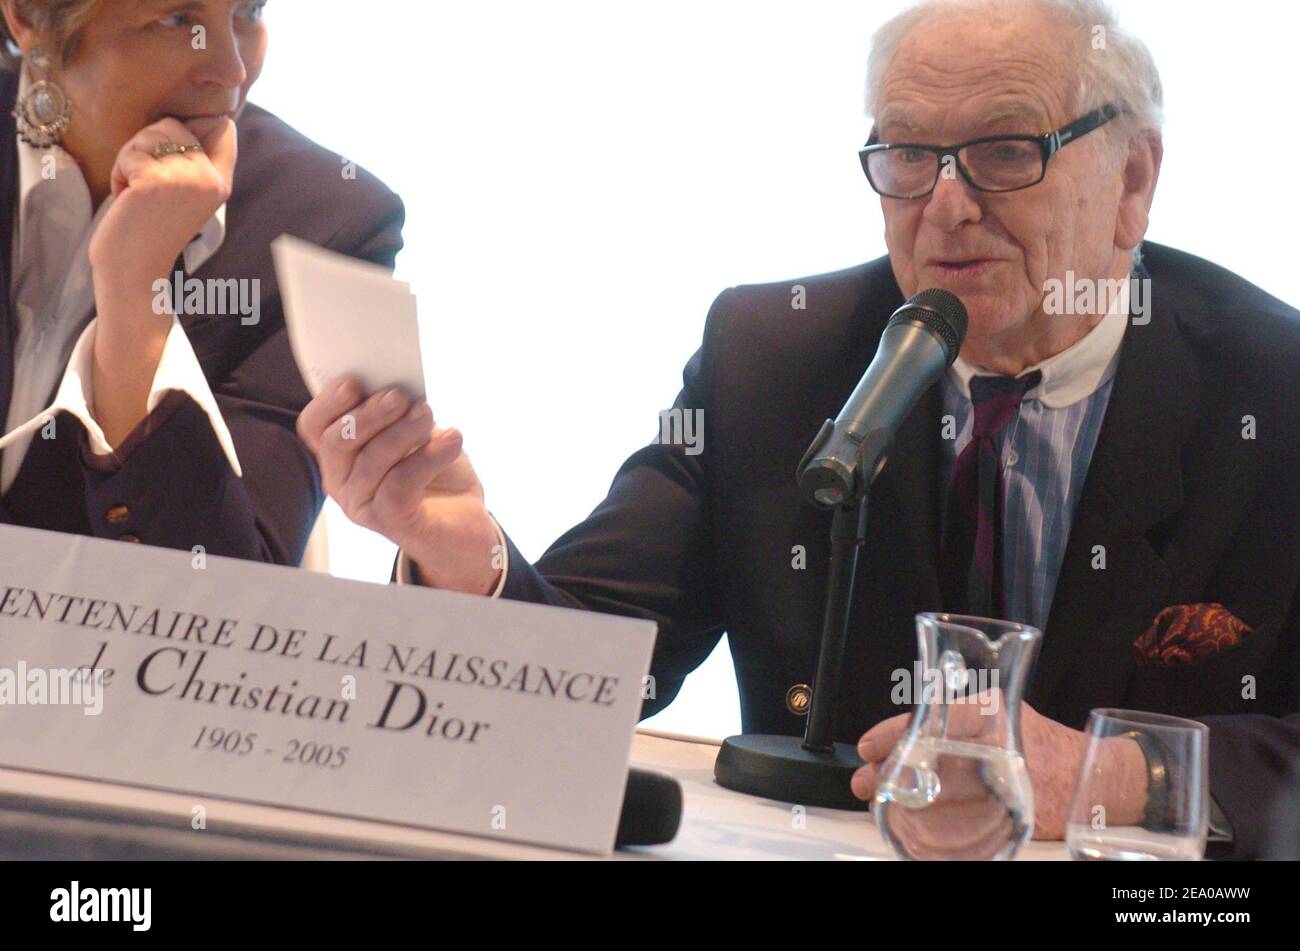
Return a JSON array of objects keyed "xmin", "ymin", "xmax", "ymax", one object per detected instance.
[{"xmin": 251, "ymin": 0, "xmax": 1300, "ymax": 739}]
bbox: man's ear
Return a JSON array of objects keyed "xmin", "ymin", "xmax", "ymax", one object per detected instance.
[{"xmin": 1114, "ymin": 130, "xmax": 1163, "ymax": 254}]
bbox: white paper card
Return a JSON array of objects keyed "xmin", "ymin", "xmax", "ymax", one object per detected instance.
[
  {"xmin": 271, "ymin": 234, "xmax": 426, "ymax": 400},
  {"xmin": 0, "ymin": 525, "xmax": 656, "ymax": 855}
]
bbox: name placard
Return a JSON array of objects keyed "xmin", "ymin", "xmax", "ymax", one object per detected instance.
[{"xmin": 0, "ymin": 525, "xmax": 656, "ymax": 855}]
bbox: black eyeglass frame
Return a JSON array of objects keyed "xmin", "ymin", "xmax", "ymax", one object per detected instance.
[{"xmin": 859, "ymin": 102, "xmax": 1124, "ymax": 198}]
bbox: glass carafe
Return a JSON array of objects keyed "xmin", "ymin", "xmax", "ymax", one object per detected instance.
[{"xmin": 874, "ymin": 613, "xmax": 1043, "ymax": 860}]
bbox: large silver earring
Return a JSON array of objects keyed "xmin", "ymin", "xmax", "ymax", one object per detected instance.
[{"xmin": 12, "ymin": 47, "xmax": 71, "ymax": 148}]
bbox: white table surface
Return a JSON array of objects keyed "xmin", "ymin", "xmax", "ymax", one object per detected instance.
[
  {"xmin": 0, "ymin": 729, "xmax": 1068, "ymax": 860},
  {"xmin": 624, "ymin": 729, "xmax": 1066, "ymax": 860}
]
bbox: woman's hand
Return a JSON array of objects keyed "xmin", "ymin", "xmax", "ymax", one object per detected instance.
[{"xmin": 86, "ymin": 117, "xmax": 238, "ymax": 449}]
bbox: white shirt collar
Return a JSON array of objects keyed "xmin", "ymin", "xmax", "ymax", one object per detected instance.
[
  {"xmin": 15, "ymin": 69, "xmax": 227, "ymax": 274},
  {"xmin": 947, "ymin": 276, "xmax": 1129, "ymax": 409}
]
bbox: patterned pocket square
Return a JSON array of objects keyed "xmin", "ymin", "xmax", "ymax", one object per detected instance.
[{"xmin": 1133, "ymin": 603, "xmax": 1253, "ymax": 668}]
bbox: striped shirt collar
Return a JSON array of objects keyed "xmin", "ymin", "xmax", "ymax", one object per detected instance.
[{"xmin": 948, "ymin": 275, "xmax": 1129, "ymax": 409}]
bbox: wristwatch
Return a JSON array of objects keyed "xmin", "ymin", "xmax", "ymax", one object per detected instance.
[{"xmin": 1120, "ymin": 729, "xmax": 1170, "ymax": 828}]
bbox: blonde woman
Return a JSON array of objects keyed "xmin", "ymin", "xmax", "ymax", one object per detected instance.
[{"xmin": 0, "ymin": 0, "xmax": 403, "ymax": 563}]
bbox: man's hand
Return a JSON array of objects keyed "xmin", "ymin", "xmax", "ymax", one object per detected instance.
[
  {"xmin": 297, "ymin": 377, "xmax": 503, "ymax": 595},
  {"xmin": 851, "ymin": 699, "xmax": 1148, "ymax": 839}
]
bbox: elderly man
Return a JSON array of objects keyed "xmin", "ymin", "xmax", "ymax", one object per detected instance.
[{"xmin": 298, "ymin": 0, "xmax": 1299, "ymax": 858}]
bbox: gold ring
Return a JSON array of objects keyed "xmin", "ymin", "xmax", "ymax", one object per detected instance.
[{"xmin": 152, "ymin": 140, "xmax": 204, "ymax": 159}]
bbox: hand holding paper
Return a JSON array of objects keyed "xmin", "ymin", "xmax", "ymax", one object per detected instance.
[
  {"xmin": 295, "ymin": 378, "xmax": 503, "ymax": 596},
  {"xmin": 278, "ymin": 237, "xmax": 501, "ymax": 596}
]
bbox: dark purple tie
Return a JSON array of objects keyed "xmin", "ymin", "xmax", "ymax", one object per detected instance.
[{"xmin": 939, "ymin": 370, "xmax": 1042, "ymax": 618}]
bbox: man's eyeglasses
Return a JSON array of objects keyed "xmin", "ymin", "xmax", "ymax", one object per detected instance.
[{"xmin": 859, "ymin": 102, "xmax": 1123, "ymax": 199}]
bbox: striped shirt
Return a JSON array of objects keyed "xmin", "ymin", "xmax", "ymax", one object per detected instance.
[{"xmin": 940, "ymin": 280, "xmax": 1130, "ymax": 634}]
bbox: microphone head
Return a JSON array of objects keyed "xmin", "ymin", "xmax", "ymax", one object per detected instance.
[{"xmin": 887, "ymin": 288, "xmax": 968, "ymax": 365}]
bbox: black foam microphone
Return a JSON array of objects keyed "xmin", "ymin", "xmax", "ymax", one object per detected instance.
[
  {"xmin": 798, "ymin": 288, "xmax": 967, "ymax": 507},
  {"xmin": 614, "ymin": 767, "xmax": 683, "ymax": 848}
]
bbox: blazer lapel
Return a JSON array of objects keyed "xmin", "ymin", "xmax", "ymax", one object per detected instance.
[
  {"xmin": 0, "ymin": 69, "xmax": 19, "ymax": 435},
  {"xmin": 1026, "ymin": 265, "xmax": 1203, "ymax": 724}
]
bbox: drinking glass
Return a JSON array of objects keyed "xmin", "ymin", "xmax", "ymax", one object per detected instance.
[{"xmin": 1066, "ymin": 708, "xmax": 1208, "ymax": 861}]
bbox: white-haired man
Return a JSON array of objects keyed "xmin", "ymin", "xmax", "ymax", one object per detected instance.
[{"xmin": 298, "ymin": 0, "xmax": 1299, "ymax": 858}]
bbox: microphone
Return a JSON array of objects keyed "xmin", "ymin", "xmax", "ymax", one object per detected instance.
[
  {"xmin": 797, "ymin": 288, "xmax": 967, "ymax": 508},
  {"xmin": 614, "ymin": 767, "xmax": 683, "ymax": 848}
]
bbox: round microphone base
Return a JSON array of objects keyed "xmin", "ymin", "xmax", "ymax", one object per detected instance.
[{"xmin": 714, "ymin": 733, "xmax": 871, "ymax": 811}]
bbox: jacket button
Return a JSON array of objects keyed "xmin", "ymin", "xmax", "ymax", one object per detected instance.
[
  {"xmin": 785, "ymin": 683, "xmax": 812, "ymax": 716},
  {"xmin": 106, "ymin": 504, "xmax": 130, "ymax": 525},
  {"xmin": 119, "ymin": 534, "xmax": 141, "ymax": 543}
]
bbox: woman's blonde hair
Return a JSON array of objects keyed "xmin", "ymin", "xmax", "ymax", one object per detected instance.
[{"xmin": 1, "ymin": 0, "xmax": 104, "ymax": 68}]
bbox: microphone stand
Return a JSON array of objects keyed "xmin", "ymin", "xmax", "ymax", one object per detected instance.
[{"xmin": 713, "ymin": 422, "xmax": 888, "ymax": 810}]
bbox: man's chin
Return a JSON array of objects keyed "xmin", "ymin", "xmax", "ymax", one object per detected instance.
[{"xmin": 962, "ymin": 303, "xmax": 1031, "ymax": 349}]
